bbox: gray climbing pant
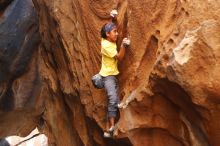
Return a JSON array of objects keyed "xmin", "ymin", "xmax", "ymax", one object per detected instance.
[{"xmin": 103, "ymin": 75, "xmax": 119, "ymax": 118}]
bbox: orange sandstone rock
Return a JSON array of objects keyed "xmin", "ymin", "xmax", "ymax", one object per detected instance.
[{"xmin": 0, "ymin": 0, "xmax": 219, "ymax": 146}]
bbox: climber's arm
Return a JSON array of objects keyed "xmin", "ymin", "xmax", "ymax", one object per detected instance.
[
  {"xmin": 116, "ymin": 45, "xmax": 126, "ymax": 61},
  {"xmin": 115, "ymin": 38, "xmax": 130, "ymax": 61},
  {"xmin": 110, "ymin": 10, "xmax": 118, "ymax": 25}
]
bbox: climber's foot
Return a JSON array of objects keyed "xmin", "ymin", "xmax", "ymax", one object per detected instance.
[
  {"xmin": 108, "ymin": 126, "xmax": 115, "ymax": 132},
  {"xmin": 118, "ymin": 102, "xmax": 128, "ymax": 109},
  {"xmin": 103, "ymin": 131, "xmax": 112, "ymax": 138}
]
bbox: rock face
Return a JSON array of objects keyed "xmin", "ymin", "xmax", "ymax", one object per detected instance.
[
  {"xmin": 32, "ymin": 0, "xmax": 220, "ymax": 145},
  {"xmin": 0, "ymin": 0, "xmax": 41, "ymax": 137},
  {"xmin": 1, "ymin": 0, "xmax": 220, "ymax": 146}
]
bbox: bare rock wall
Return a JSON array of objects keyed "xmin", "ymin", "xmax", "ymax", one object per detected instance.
[
  {"xmin": 0, "ymin": 0, "xmax": 42, "ymax": 138},
  {"xmin": 0, "ymin": 0, "xmax": 219, "ymax": 146},
  {"xmin": 33, "ymin": 0, "xmax": 220, "ymax": 145}
]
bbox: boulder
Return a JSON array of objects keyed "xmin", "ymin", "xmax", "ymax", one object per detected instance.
[{"xmin": 0, "ymin": 0, "xmax": 41, "ymax": 137}]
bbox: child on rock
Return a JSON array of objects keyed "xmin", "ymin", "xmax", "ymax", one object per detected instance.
[{"xmin": 99, "ymin": 10, "xmax": 130, "ymax": 138}]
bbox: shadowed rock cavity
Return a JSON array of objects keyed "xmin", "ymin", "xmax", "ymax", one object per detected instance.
[{"xmin": 0, "ymin": 0, "xmax": 13, "ymax": 12}]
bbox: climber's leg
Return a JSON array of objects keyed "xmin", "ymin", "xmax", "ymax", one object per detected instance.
[
  {"xmin": 109, "ymin": 117, "xmax": 115, "ymax": 129},
  {"xmin": 103, "ymin": 75, "xmax": 119, "ymax": 131}
]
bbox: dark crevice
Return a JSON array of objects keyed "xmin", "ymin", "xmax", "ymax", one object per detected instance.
[
  {"xmin": 61, "ymin": 91, "xmax": 85, "ymax": 146},
  {"xmin": 137, "ymin": 35, "xmax": 158, "ymax": 77},
  {"xmin": 0, "ymin": 0, "xmax": 13, "ymax": 11},
  {"xmin": 0, "ymin": 82, "xmax": 14, "ymax": 111},
  {"xmin": 149, "ymin": 76, "xmax": 211, "ymax": 145}
]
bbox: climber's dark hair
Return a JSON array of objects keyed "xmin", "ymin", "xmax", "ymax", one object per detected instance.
[
  {"xmin": 100, "ymin": 22, "xmax": 117, "ymax": 39},
  {"xmin": 101, "ymin": 23, "xmax": 107, "ymax": 39}
]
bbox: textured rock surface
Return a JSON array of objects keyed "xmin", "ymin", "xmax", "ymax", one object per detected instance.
[
  {"xmin": 0, "ymin": 0, "xmax": 41, "ymax": 137},
  {"xmin": 0, "ymin": 0, "xmax": 220, "ymax": 146},
  {"xmin": 33, "ymin": 0, "xmax": 220, "ymax": 146},
  {"xmin": 32, "ymin": 0, "xmax": 220, "ymax": 145}
]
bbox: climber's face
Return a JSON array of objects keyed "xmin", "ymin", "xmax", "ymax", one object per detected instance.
[{"xmin": 106, "ymin": 28, "xmax": 118, "ymax": 42}]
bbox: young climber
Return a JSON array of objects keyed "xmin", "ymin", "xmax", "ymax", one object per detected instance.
[{"xmin": 99, "ymin": 14, "xmax": 130, "ymax": 137}]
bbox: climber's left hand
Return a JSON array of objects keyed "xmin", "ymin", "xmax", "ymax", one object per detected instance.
[{"xmin": 110, "ymin": 9, "xmax": 118, "ymax": 18}]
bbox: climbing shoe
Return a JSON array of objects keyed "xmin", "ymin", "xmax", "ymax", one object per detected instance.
[
  {"xmin": 103, "ymin": 131, "xmax": 112, "ymax": 138},
  {"xmin": 118, "ymin": 102, "xmax": 128, "ymax": 109},
  {"xmin": 108, "ymin": 126, "xmax": 115, "ymax": 132}
]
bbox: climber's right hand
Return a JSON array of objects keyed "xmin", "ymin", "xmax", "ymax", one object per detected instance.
[
  {"xmin": 110, "ymin": 9, "xmax": 118, "ymax": 18},
  {"xmin": 122, "ymin": 38, "xmax": 131, "ymax": 49}
]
